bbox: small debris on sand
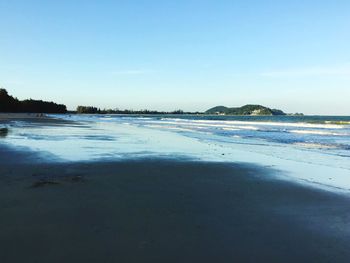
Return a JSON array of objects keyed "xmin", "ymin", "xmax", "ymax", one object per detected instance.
[{"xmin": 31, "ymin": 180, "xmax": 60, "ymax": 188}]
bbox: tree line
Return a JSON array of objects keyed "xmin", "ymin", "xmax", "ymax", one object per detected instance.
[
  {"xmin": 0, "ymin": 89, "xmax": 196, "ymax": 115},
  {"xmin": 76, "ymin": 106, "xmax": 192, "ymax": 115},
  {"xmin": 0, "ymin": 89, "xmax": 67, "ymax": 113}
]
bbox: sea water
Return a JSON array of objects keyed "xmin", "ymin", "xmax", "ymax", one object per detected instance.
[{"xmin": 1, "ymin": 114, "xmax": 350, "ymax": 192}]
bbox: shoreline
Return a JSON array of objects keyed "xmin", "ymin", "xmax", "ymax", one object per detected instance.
[
  {"xmin": 1, "ymin": 113, "xmax": 350, "ymax": 193},
  {"xmin": 0, "ymin": 113, "xmax": 75, "ymax": 126},
  {"xmin": 1, "ymin": 145, "xmax": 350, "ymax": 262}
]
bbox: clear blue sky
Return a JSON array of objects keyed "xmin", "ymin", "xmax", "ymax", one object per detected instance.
[{"xmin": 0, "ymin": 0, "xmax": 349, "ymax": 114}]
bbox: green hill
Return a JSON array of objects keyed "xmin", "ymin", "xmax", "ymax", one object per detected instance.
[{"xmin": 205, "ymin": 104, "xmax": 286, "ymax": 116}]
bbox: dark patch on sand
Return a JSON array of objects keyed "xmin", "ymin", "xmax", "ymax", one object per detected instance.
[
  {"xmin": 31, "ymin": 179, "xmax": 60, "ymax": 188},
  {"xmin": 0, "ymin": 127, "xmax": 9, "ymax": 137},
  {"xmin": 30, "ymin": 175, "xmax": 85, "ymax": 188}
]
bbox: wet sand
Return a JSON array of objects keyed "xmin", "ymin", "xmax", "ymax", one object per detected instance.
[
  {"xmin": 0, "ymin": 113, "xmax": 75, "ymax": 126},
  {"xmin": 1, "ymin": 145, "xmax": 350, "ymax": 263}
]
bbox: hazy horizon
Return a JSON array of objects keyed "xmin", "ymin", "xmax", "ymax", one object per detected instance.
[{"xmin": 1, "ymin": 1, "xmax": 349, "ymax": 115}]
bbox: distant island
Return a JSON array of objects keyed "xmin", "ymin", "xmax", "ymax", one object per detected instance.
[
  {"xmin": 206, "ymin": 105, "xmax": 288, "ymax": 116},
  {"xmin": 0, "ymin": 89, "xmax": 67, "ymax": 113}
]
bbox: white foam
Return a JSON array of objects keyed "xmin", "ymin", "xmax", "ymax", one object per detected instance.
[
  {"xmin": 293, "ymin": 142, "xmax": 338, "ymax": 149},
  {"xmin": 161, "ymin": 118, "xmax": 346, "ymax": 129},
  {"xmin": 148, "ymin": 120, "xmax": 261, "ymax": 131},
  {"xmin": 290, "ymin": 130, "xmax": 348, "ymax": 136}
]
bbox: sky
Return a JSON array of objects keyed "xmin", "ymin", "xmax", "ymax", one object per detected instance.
[{"xmin": 0, "ymin": 0, "xmax": 349, "ymax": 115}]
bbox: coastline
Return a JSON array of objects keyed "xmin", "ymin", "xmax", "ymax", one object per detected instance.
[
  {"xmin": 1, "ymin": 145, "xmax": 350, "ymax": 262},
  {"xmin": 0, "ymin": 113, "xmax": 75, "ymax": 126}
]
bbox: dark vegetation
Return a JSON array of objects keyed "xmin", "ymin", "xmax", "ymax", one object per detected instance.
[
  {"xmin": 77, "ymin": 105, "xmax": 192, "ymax": 115},
  {"xmin": 205, "ymin": 105, "xmax": 287, "ymax": 115},
  {"xmin": 0, "ymin": 89, "xmax": 67, "ymax": 113}
]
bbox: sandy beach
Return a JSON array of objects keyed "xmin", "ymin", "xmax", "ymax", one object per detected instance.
[
  {"xmin": 2, "ymin": 1, "xmax": 349, "ymax": 262},
  {"xmin": 1, "ymin": 141, "xmax": 350, "ymax": 263},
  {"xmin": 1, "ymin": 115, "xmax": 350, "ymax": 262}
]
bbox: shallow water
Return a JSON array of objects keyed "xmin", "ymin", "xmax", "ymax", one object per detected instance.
[{"xmin": 1, "ymin": 114, "xmax": 350, "ymax": 192}]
